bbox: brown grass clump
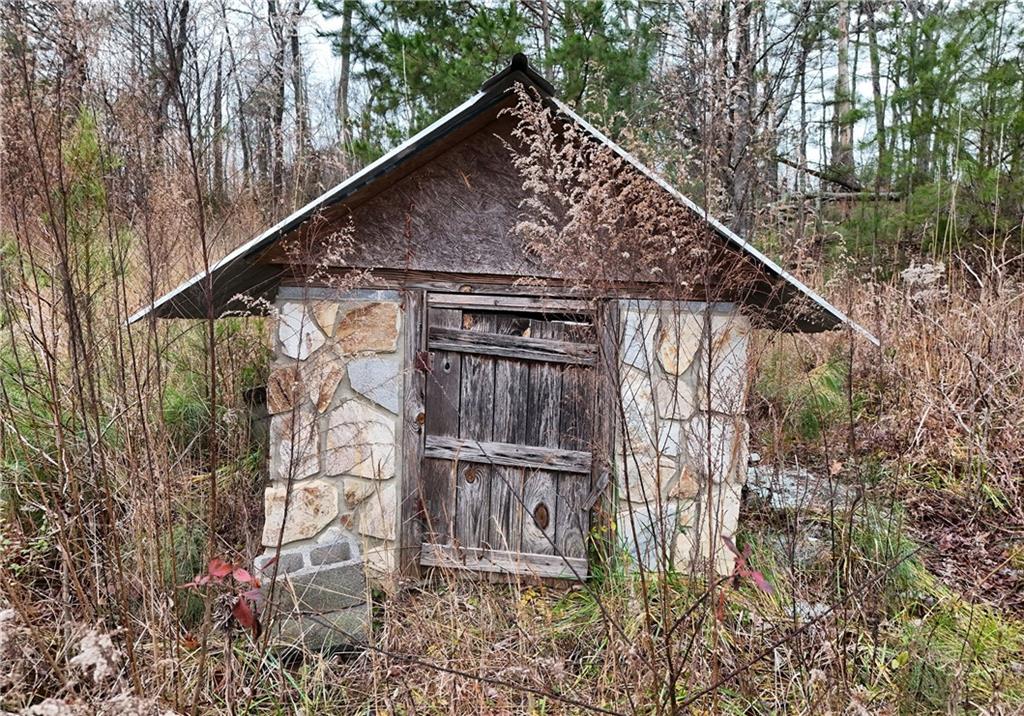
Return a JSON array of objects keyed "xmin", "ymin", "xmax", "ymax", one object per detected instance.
[{"xmin": 2, "ymin": 6, "xmax": 1024, "ymax": 714}]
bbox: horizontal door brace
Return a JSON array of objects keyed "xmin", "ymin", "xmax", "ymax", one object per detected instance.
[{"xmin": 424, "ymin": 435, "xmax": 592, "ymax": 474}]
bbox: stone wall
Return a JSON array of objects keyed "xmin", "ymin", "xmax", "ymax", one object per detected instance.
[
  {"xmin": 255, "ymin": 290, "xmax": 750, "ymax": 646},
  {"xmin": 256, "ymin": 287, "xmax": 404, "ymax": 646},
  {"xmin": 615, "ymin": 299, "xmax": 750, "ymax": 575}
]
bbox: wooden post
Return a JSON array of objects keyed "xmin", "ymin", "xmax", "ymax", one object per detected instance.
[{"xmin": 398, "ymin": 289, "xmax": 426, "ymax": 576}]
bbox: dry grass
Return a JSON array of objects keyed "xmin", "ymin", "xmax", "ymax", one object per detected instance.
[{"xmin": 2, "ymin": 15, "xmax": 1024, "ymax": 713}]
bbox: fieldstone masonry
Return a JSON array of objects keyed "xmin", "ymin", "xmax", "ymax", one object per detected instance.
[
  {"xmin": 615, "ymin": 299, "xmax": 750, "ymax": 575},
  {"xmin": 256, "ymin": 287, "xmax": 404, "ymax": 648},
  {"xmin": 257, "ymin": 289, "xmax": 750, "ymax": 647}
]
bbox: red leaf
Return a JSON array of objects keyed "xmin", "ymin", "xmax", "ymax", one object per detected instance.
[
  {"xmin": 232, "ymin": 567, "xmax": 254, "ymax": 584},
  {"xmin": 208, "ymin": 558, "xmax": 233, "ymax": 580},
  {"xmin": 241, "ymin": 588, "xmax": 263, "ymax": 604},
  {"xmin": 232, "ymin": 596, "xmax": 256, "ymax": 631},
  {"xmin": 748, "ymin": 569, "xmax": 775, "ymax": 595}
]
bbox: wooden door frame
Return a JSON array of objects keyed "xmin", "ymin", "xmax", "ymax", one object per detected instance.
[
  {"xmin": 395, "ymin": 286, "xmax": 620, "ymax": 580},
  {"xmin": 397, "ymin": 288, "xmax": 427, "ymax": 576}
]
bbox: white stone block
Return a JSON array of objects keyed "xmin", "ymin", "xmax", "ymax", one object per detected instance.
[
  {"xmin": 654, "ymin": 373, "xmax": 697, "ymax": 420},
  {"xmin": 657, "ymin": 419, "xmax": 684, "ymax": 457},
  {"xmin": 262, "ymin": 480, "xmax": 339, "ymax": 546},
  {"xmin": 342, "ymin": 478, "xmax": 376, "ymax": 507},
  {"xmin": 312, "ymin": 301, "xmax": 339, "ymax": 336},
  {"xmin": 278, "ymin": 302, "xmax": 326, "ymax": 360},
  {"xmin": 616, "ymin": 447, "xmax": 668, "ymax": 504},
  {"xmin": 678, "ymin": 482, "xmax": 743, "ymax": 574},
  {"xmin": 336, "ymin": 302, "xmax": 400, "ymax": 354},
  {"xmin": 698, "ymin": 312, "xmax": 750, "ymax": 414},
  {"xmin": 617, "ymin": 500, "xmax": 682, "ymax": 571},
  {"xmin": 685, "ymin": 414, "xmax": 748, "ymax": 484},
  {"xmin": 620, "ymin": 307, "xmax": 658, "ymax": 370},
  {"xmin": 348, "ymin": 353, "xmax": 401, "ymax": 413},
  {"xmin": 619, "ymin": 365, "xmax": 657, "ymax": 450},
  {"xmin": 325, "ymin": 399, "xmax": 396, "ymax": 479},
  {"xmin": 667, "ymin": 464, "xmax": 699, "ymax": 499},
  {"xmin": 272, "ymin": 406, "xmax": 320, "ymax": 481},
  {"xmin": 356, "ymin": 481, "xmax": 397, "ymax": 541},
  {"xmin": 656, "ymin": 309, "xmax": 703, "ymax": 376}
]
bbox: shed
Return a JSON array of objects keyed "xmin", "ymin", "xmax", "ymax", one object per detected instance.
[{"xmin": 132, "ymin": 55, "xmax": 873, "ymax": 645}]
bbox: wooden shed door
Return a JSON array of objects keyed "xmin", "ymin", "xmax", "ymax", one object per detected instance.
[{"xmin": 417, "ymin": 293, "xmax": 598, "ymax": 580}]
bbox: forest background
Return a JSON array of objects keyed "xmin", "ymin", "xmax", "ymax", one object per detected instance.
[{"xmin": 2, "ymin": 1, "xmax": 1024, "ymax": 713}]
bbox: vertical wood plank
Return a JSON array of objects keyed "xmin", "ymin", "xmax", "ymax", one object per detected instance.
[
  {"xmin": 555, "ymin": 359, "xmax": 593, "ymax": 560},
  {"xmin": 591, "ymin": 300, "xmax": 620, "ymax": 566},
  {"xmin": 521, "ymin": 319, "xmax": 562, "ymax": 555},
  {"xmin": 454, "ymin": 313, "xmax": 496, "ymax": 549},
  {"xmin": 398, "ymin": 289, "xmax": 426, "ymax": 574},
  {"xmin": 487, "ymin": 315, "xmax": 529, "ymax": 551},
  {"xmin": 421, "ymin": 307, "xmax": 462, "ymax": 545}
]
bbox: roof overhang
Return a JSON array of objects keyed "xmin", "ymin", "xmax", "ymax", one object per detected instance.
[{"xmin": 128, "ymin": 54, "xmax": 877, "ymax": 345}]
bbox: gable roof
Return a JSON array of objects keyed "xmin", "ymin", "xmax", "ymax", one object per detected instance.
[{"xmin": 129, "ymin": 54, "xmax": 876, "ymax": 345}]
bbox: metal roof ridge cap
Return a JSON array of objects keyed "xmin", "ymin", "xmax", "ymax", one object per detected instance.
[{"xmin": 480, "ymin": 52, "xmax": 555, "ymax": 96}]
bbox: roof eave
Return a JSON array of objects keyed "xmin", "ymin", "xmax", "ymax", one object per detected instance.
[
  {"xmin": 129, "ymin": 88, "xmax": 523, "ymax": 324},
  {"xmin": 128, "ymin": 54, "xmax": 877, "ymax": 347},
  {"xmin": 548, "ymin": 98, "xmax": 879, "ymax": 347}
]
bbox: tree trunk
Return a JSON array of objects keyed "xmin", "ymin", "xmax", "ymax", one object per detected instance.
[
  {"xmin": 290, "ymin": 0, "xmax": 313, "ymax": 194},
  {"xmin": 540, "ymin": 0, "xmax": 552, "ymax": 73},
  {"xmin": 336, "ymin": 0, "xmax": 353, "ymax": 158},
  {"xmin": 728, "ymin": 0, "xmax": 755, "ymax": 237},
  {"xmin": 795, "ymin": 0, "xmax": 814, "ymax": 247},
  {"xmin": 268, "ymin": 0, "xmax": 286, "ymax": 204},
  {"xmin": 212, "ymin": 44, "xmax": 225, "ymax": 202},
  {"xmin": 865, "ymin": 1, "xmax": 888, "ymax": 187},
  {"xmin": 831, "ymin": 0, "xmax": 855, "ymax": 179},
  {"xmin": 220, "ymin": 0, "xmax": 251, "ymax": 189},
  {"xmin": 155, "ymin": 0, "xmax": 189, "ymax": 144}
]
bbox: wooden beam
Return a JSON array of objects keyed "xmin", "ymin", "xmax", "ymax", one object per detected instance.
[
  {"xmin": 398, "ymin": 289, "xmax": 426, "ymax": 576},
  {"xmin": 427, "ymin": 292, "xmax": 594, "ymax": 314},
  {"xmin": 428, "ymin": 326, "xmax": 597, "ymax": 365},
  {"xmin": 282, "ymin": 269, "xmax": 711, "ymax": 302},
  {"xmin": 419, "ymin": 543, "xmax": 587, "ymax": 580},
  {"xmin": 591, "ymin": 299, "xmax": 620, "ymax": 565},
  {"xmin": 424, "ymin": 435, "xmax": 592, "ymax": 474}
]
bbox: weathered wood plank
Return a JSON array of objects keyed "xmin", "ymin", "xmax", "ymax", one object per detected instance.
[
  {"xmin": 555, "ymin": 364, "xmax": 593, "ymax": 560},
  {"xmin": 428, "ymin": 293, "xmax": 594, "ymax": 315},
  {"xmin": 453, "ymin": 313, "xmax": 495, "ymax": 549},
  {"xmin": 424, "ymin": 435, "xmax": 592, "ymax": 474},
  {"xmin": 428, "ymin": 326, "xmax": 597, "ymax": 365},
  {"xmin": 421, "ymin": 307, "xmax": 462, "ymax": 544},
  {"xmin": 419, "ymin": 543, "xmax": 587, "ymax": 581},
  {"xmin": 423, "ymin": 309, "xmax": 463, "ymax": 437},
  {"xmin": 295, "ymin": 269, "xmax": 712, "ymax": 304},
  {"xmin": 486, "ymin": 315, "xmax": 529, "ymax": 552},
  {"xmin": 590, "ymin": 300, "xmax": 620, "ymax": 565},
  {"xmin": 398, "ymin": 289, "xmax": 426, "ymax": 575},
  {"xmin": 520, "ymin": 319, "xmax": 563, "ymax": 555},
  {"xmin": 418, "ymin": 304, "xmax": 602, "ymax": 577}
]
